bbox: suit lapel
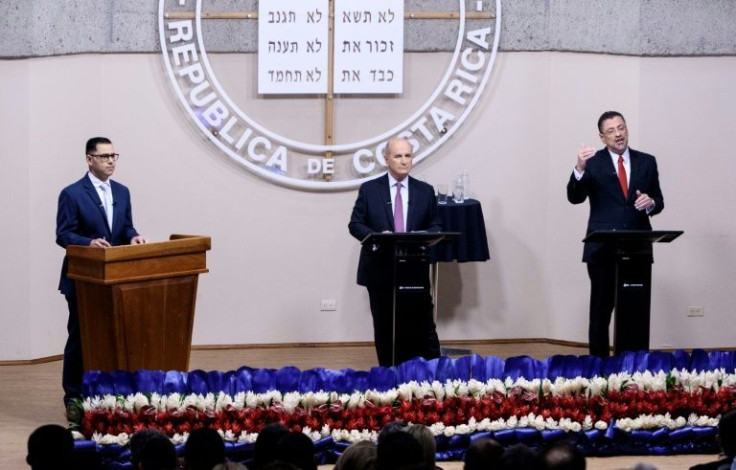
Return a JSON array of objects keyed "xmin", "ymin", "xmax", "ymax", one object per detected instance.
[
  {"xmin": 109, "ymin": 181, "xmax": 119, "ymax": 236},
  {"xmin": 406, "ymin": 177, "xmax": 417, "ymax": 231},
  {"xmin": 627, "ymin": 150, "xmax": 642, "ymax": 200}
]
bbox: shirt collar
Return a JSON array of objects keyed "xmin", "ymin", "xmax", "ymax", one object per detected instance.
[
  {"xmin": 387, "ymin": 173, "xmax": 408, "ymax": 188},
  {"xmin": 87, "ymin": 171, "xmax": 110, "ymax": 188},
  {"xmin": 608, "ymin": 148, "xmax": 630, "ymax": 162}
]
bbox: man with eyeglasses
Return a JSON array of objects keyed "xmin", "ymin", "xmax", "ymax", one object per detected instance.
[
  {"xmin": 55, "ymin": 137, "xmax": 148, "ymax": 417},
  {"xmin": 567, "ymin": 111, "xmax": 664, "ymax": 358}
]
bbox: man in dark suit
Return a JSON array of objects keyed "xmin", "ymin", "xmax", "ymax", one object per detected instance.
[
  {"xmin": 567, "ymin": 111, "xmax": 664, "ymax": 357},
  {"xmin": 349, "ymin": 137, "xmax": 442, "ymax": 366},
  {"xmin": 56, "ymin": 137, "xmax": 147, "ymax": 411}
]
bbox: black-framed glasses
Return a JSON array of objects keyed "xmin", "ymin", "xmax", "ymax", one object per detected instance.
[{"xmin": 88, "ymin": 153, "xmax": 120, "ymax": 162}]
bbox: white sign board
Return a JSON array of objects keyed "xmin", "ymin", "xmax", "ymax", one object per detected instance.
[
  {"xmin": 258, "ymin": 0, "xmax": 329, "ymax": 94},
  {"xmin": 334, "ymin": 0, "xmax": 404, "ymax": 94}
]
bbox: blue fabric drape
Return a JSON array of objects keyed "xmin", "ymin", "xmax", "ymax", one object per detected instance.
[{"xmin": 77, "ymin": 349, "xmax": 731, "ymax": 468}]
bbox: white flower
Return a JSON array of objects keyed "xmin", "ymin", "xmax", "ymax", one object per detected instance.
[
  {"xmin": 488, "ymin": 418, "xmax": 507, "ymax": 431},
  {"xmin": 215, "ymin": 392, "xmax": 232, "ymax": 412},
  {"xmin": 238, "ymin": 432, "xmax": 258, "ymax": 444},
  {"xmin": 346, "ymin": 391, "xmax": 363, "ymax": 409},
  {"xmin": 594, "ymin": 420, "xmax": 608, "ymax": 430},
  {"xmin": 245, "ymin": 392, "xmax": 258, "ymax": 408},
  {"xmin": 282, "ymin": 392, "xmax": 301, "ymax": 414},
  {"xmin": 397, "ymin": 382, "xmax": 415, "ymax": 401},
  {"xmin": 455, "ymin": 424, "xmax": 471, "ymax": 434}
]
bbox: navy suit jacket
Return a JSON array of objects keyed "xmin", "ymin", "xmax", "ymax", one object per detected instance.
[
  {"xmin": 56, "ymin": 174, "xmax": 140, "ymax": 295},
  {"xmin": 349, "ymin": 174, "xmax": 442, "ymax": 287},
  {"xmin": 567, "ymin": 147, "xmax": 664, "ymax": 263}
]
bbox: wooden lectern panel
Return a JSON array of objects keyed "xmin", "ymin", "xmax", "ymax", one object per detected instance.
[{"xmin": 69, "ymin": 235, "xmax": 210, "ymax": 373}]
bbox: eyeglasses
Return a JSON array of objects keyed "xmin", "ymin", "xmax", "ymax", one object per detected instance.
[
  {"xmin": 602, "ymin": 125, "xmax": 627, "ymax": 136},
  {"xmin": 88, "ymin": 153, "xmax": 120, "ymax": 162}
]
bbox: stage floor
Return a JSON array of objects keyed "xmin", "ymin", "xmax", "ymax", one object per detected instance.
[{"xmin": 0, "ymin": 342, "xmax": 718, "ymax": 469}]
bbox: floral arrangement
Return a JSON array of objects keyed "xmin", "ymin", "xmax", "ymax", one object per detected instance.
[{"xmin": 74, "ymin": 368, "xmax": 736, "ymax": 447}]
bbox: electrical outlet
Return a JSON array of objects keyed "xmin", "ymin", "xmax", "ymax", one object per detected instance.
[
  {"xmin": 320, "ymin": 299, "xmax": 337, "ymax": 311},
  {"xmin": 687, "ymin": 306, "xmax": 704, "ymax": 317}
]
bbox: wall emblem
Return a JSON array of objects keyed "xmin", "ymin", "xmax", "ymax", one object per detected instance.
[{"xmin": 158, "ymin": 0, "xmax": 501, "ymax": 190}]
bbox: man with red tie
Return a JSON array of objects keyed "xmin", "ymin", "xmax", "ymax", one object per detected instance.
[
  {"xmin": 349, "ymin": 137, "xmax": 442, "ymax": 366},
  {"xmin": 567, "ymin": 111, "xmax": 665, "ymax": 357}
]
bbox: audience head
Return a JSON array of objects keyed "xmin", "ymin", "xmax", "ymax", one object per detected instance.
[
  {"xmin": 377, "ymin": 421, "xmax": 409, "ymax": 445},
  {"xmin": 541, "ymin": 441, "xmax": 585, "ymax": 470},
  {"xmin": 130, "ymin": 428, "xmax": 169, "ymax": 468},
  {"xmin": 275, "ymin": 431, "xmax": 317, "ymax": 470},
  {"xmin": 376, "ymin": 430, "xmax": 424, "ymax": 470},
  {"xmin": 463, "ymin": 437, "xmax": 503, "ymax": 470},
  {"xmin": 404, "ymin": 424, "xmax": 436, "ymax": 470},
  {"xmin": 26, "ymin": 424, "xmax": 74, "ymax": 470},
  {"xmin": 183, "ymin": 427, "xmax": 226, "ymax": 470},
  {"xmin": 252, "ymin": 423, "xmax": 290, "ymax": 470},
  {"xmin": 138, "ymin": 437, "xmax": 178, "ymax": 470},
  {"xmin": 718, "ymin": 409, "xmax": 736, "ymax": 457},
  {"xmin": 498, "ymin": 443, "xmax": 541, "ymax": 470},
  {"xmin": 334, "ymin": 440, "xmax": 377, "ymax": 470}
]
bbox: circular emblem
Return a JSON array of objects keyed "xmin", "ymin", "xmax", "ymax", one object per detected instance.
[{"xmin": 158, "ymin": 0, "xmax": 501, "ymax": 190}]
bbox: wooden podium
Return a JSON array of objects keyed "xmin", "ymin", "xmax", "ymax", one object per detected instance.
[{"xmin": 66, "ymin": 234, "xmax": 211, "ymax": 372}]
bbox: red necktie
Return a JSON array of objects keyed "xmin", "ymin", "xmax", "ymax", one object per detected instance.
[
  {"xmin": 393, "ymin": 182, "xmax": 404, "ymax": 232},
  {"xmin": 617, "ymin": 155, "xmax": 628, "ymax": 198}
]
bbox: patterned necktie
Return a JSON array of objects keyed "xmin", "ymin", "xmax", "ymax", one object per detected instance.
[
  {"xmin": 100, "ymin": 182, "xmax": 113, "ymax": 231},
  {"xmin": 393, "ymin": 182, "xmax": 404, "ymax": 232},
  {"xmin": 617, "ymin": 155, "xmax": 628, "ymax": 198}
]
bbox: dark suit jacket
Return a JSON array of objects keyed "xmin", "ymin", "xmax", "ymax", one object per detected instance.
[
  {"xmin": 56, "ymin": 174, "xmax": 140, "ymax": 295},
  {"xmin": 349, "ymin": 174, "xmax": 442, "ymax": 287},
  {"xmin": 567, "ymin": 147, "xmax": 664, "ymax": 263}
]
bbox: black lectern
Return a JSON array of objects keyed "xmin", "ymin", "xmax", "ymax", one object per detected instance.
[
  {"xmin": 362, "ymin": 232, "xmax": 459, "ymax": 365},
  {"xmin": 583, "ymin": 230, "xmax": 683, "ymax": 354}
]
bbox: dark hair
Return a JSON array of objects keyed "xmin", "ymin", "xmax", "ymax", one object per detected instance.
[
  {"xmin": 130, "ymin": 428, "xmax": 169, "ymax": 467},
  {"xmin": 498, "ymin": 443, "xmax": 541, "ymax": 470},
  {"xmin": 597, "ymin": 111, "xmax": 625, "ymax": 133},
  {"xmin": 184, "ymin": 427, "xmax": 226, "ymax": 470},
  {"xmin": 139, "ymin": 437, "xmax": 178, "ymax": 470},
  {"xmin": 334, "ymin": 441, "xmax": 377, "ymax": 470},
  {"xmin": 376, "ymin": 431, "xmax": 424, "ymax": 470},
  {"xmin": 404, "ymin": 424, "xmax": 436, "ymax": 470},
  {"xmin": 377, "ymin": 421, "xmax": 409, "ymax": 444},
  {"xmin": 26, "ymin": 424, "xmax": 74, "ymax": 470},
  {"xmin": 275, "ymin": 432, "xmax": 317, "ymax": 470},
  {"xmin": 541, "ymin": 441, "xmax": 585, "ymax": 470},
  {"xmin": 463, "ymin": 437, "xmax": 503, "ymax": 470},
  {"xmin": 719, "ymin": 409, "xmax": 736, "ymax": 456},
  {"xmin": 252, "ymin": 423, "xmax": 290, "ymax": 470},
  {"xmin": 86, "ymin": 137, "xmax": 112, "ymax": 155}
]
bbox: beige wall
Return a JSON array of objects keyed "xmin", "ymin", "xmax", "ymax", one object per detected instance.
[{"xmin": 1, "ymin": 52, "xmax": 734, "ymax": 361}]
